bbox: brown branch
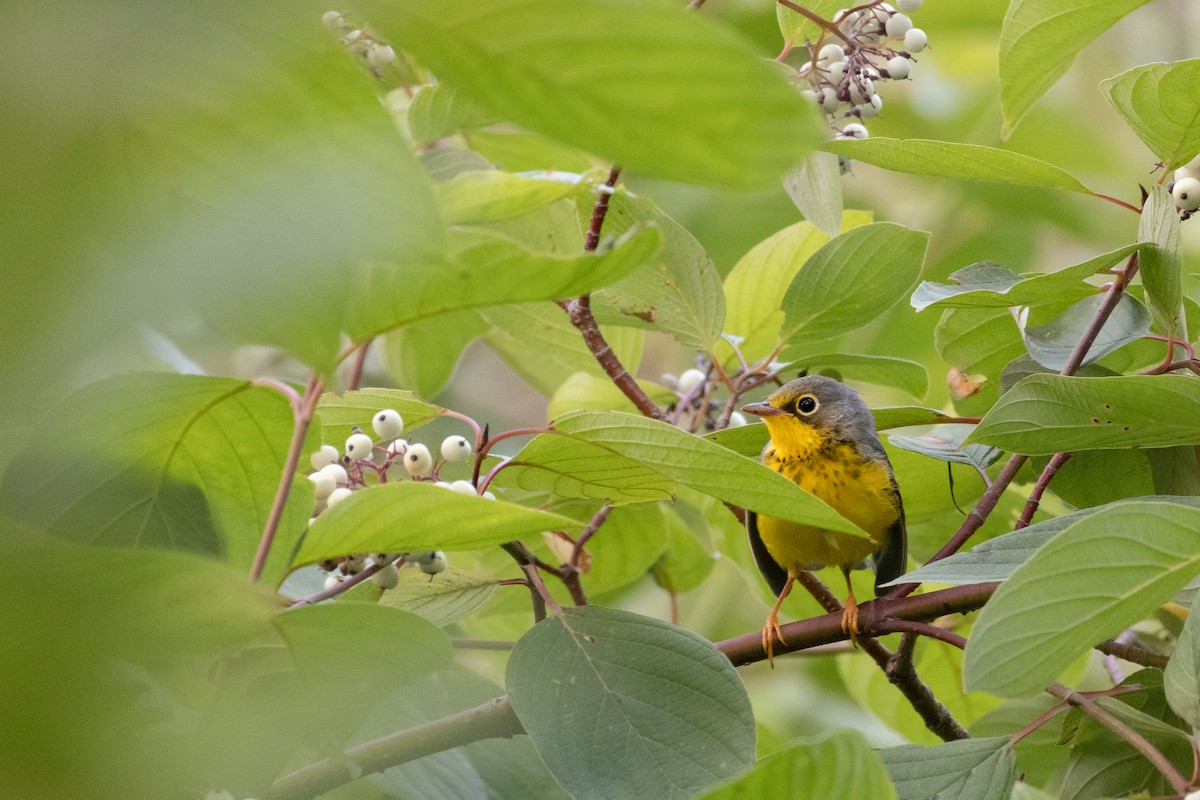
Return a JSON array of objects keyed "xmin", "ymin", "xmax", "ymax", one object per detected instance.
[
  {"xmin": 875, "ymin": 619, "xmax": 967, "ymax": 650},
  {"xmin": 251, "ymin": 374, "xmax": 323, "ymax": 581},
  {"xmin": 585, "ymin": 165, "xmax": 621, "ymax": 252},
  {"xmin": 346, "ymin": 339, "xmax": 371, "ymax": 391},
  {"xmin": 262, "ymin": 697, "xmax": 523, "ymax": 800},
  {"xmin": 776, "ymin": 0, "xmax": 849, "ymax": 42},
  {"xmin": 501, "ymin": 541, "xmax": 557, "ymax": 621},
  {"xmin": 1015, "ymin": 452, "xmax": 1071, "ymax": 529},
  {"xmin": 1096, "ymin": 638, "xmax": 1170, "ymax": 670},
  {"xmin": 1046, "ymin": 682, "xmax": 1189, "ymax": 797}
]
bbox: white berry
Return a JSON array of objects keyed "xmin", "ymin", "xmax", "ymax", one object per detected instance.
[
  {"xmin": 841, "ymin": 123, "xmax": 869, "ymax": 139},
  {"xmin": 386, "ymin": 439, "xmax": 409, "ymax": 458},
  {"xmin": 372, "ymin": 409, "xmax": 404, "ymax": 439},
  {"xmin": 860, "ymin": 94, "xmax": 884, "ymax": 117},
  {"xmin": 419, "ymin": 551, "xmax": 447, "ymax": 575},
  {"xmin": 345, "ymin": 433, "xmax": 373, "ymax": 461},
  {"xmin": 323, "ymin": 573, "xmax": 344, "ymax": 590},
  {"xmin": 819, "ymin": 90, "xmax": 841, "ymax": 113},
  {"xmin": 310, "ymin": 445, "xmax": 340, "ymax": 470},
  {"xmin": 904, "ymin": 27, "xmax": 927, "ymax": 52},
  {"xmin": 449, "ymin": 480, "xmax": 477, "ymax": 496},
  {"xmin": 407, "ymin": 550, "xmax": 436, "ymax": 564},
  {"xmin": 372, "ymin": 552, "xmax": 393, "ymax": 566},
  {"xmin": 371, "ymin": 564, "xmax": 399, "ymax": 589},
  {"xmin": 327, "ymin": 487, "xmax": 353, "ymax": 507},
  {"xmin": 434, "ymin": 481, "xmax": 453, "ymax": 489},
  {"xmin": 851, "ymin": 77, "xmax": 874, "ymax": 103},
  {"xmin": 1176, "ymin": 167, "xmax": 1200, "ymax": 184},
  {"xmin": 1174, "ymin": 177, "xmax": 1200, "ymax": 211},
  {"xmin": 818, "ymin": 44, "xmax": 845, "ymax": 63},
  {"xmin": 308, "ymin": 470, "xmax": 337, "ymax": 500},
  {"xmin": 886, "ymin": 56, "xmax": 911, "ymax": 80},
  {"xmin": 482, "ymin": 491, "xmax": 497, "ymax": 501},
  {"xmin": 800, "ymin": 89, "xmax": 819, "ymax": 106},
  {"xmin": 728, "ymin": 412, "xmax": 748, "ymax": 428},
  {"xmin": 319, "ymin": 463, "xmax": 349, "ymax": 486},
  {"xmin": 897, "ymin": 0, "xmax": 922, "ymax": 10},
  {"xmin": 366, "ymin": 43, "xmax": 395, "ymax": 68},
  {"xmin": 321, "ymin": 10, "xmax": 344, "ymax": 28},
  {"xmin": 440, "ymin": 435, "xmax": 472, "ymax": 462},
  {"xmin": 403, "ymin": 443, "xmax": 433, "ymax": 476},
  {"xmin": 885, "ymin": 12, "xmax": 912, "ymax": 39},
  {"xmin": 677, "ymin": 368, "xmax": 706, "ymax": 394},
  {"xmin": 826, "ymin": 61, "xmax": 846, "ymax": 84}
]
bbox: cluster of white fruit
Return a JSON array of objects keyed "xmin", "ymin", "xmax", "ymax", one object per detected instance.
[
  {"xmin": 320, "ymin": 550, "xmax": 447, "ymax": 591},
  {"xmin": 1170, "ymin": 155, "xmax": 1200, "ymax": 220},
  {"xmin": 796, "ymin": 0, "xmax": 927, "ymax": 140},
  {"xmin": 664, "ymin": 368, "xmax": 749, "ymax": 428},
  {"xmin": 321, "ymin": 9, "xmax": 396, "ymax": 72}
]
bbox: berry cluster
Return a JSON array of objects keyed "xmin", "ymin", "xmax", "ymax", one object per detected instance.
[
  {"xmin": 307, "ymin": 407, "xmax": 488, "ymax": 589},
  {"xmin": 321, "ymin": 10, "xmax": 396, "ymax": 75},
  {"xmin": 663, "ymin": 367, "xmax": 749, "ymax": 430},
  {"xmin": 1170, "ymin": 155, "xmax": 1200, "ymax": 220},
  {"xmin": 795, "ymin": 0, "xmax": 928, "ymax": 140}
]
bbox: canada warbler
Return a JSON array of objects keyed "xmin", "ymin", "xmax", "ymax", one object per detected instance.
[{"xmin": 742, "ymin": 375, "xmax": 907, "ymax": 662}]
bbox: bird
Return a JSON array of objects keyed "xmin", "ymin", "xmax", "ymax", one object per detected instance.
[{"xmin": 741, "ymin": 375, "xmax": 907, "ymax": 663}]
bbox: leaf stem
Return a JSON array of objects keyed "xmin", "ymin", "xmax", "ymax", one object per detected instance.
[
  {"xmin": 1014, "ymin": 451, "xmax": 1071, "ymax": 529},
  {"xmin": 1089, "ymin": 191, "xmax": 1142, "ymax": 214},
  {"xmin": 250, "ymin": 373, "xmax": 323, "ymax": 582},
  {"xmin": 345, "ymin": 339, "xmax": 371, "ymax": 391},
  {"xmin": 874, "ymin": 619, "xmax": 967, "ymax": 649}
]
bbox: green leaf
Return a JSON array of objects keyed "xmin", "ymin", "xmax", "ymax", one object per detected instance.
[
  {"xmin": 546, "ymin": 372, "xmax": 676, "ymax": 422},
  {"xmin": 963, "ymin": 499, "xmax": 1200, "ymax": 696},
  {"xmin": 350, "ymin": 226, "xmax": 660, "ymax": 342},
  {"xmin": 1009, "ymin": 783, "xmax": 1058, "ymax": 800},
  {"xmin": 317, "ymin": 388, "xmax": 444, "ymax": 445},
  {"xmin": 1166, "ymin": 591, "xmax": 1200, "ymax": 729},
  {"xmin": 873, "ymin": 407, "xmax": 958, "ymax": 431},
  {"xmin": 999, "ymin": 0, "xmax": 1154, "ymax": 138},
  {"xmin": 588, "ymin": 192, "xmax": 726, "ymax": 349},
  {"xmin": 880, "ymin": 737, "xmax": 1015, "ymax": 800},
  {"xmin": 822, "ymin": 139, "xmax": 1091, "ymax": 193},
  {"xmin": 935, "ymin": 307, "xmax": 1026, "ymax": 393},
  {"xmin": 436, "ymin": 170, "xmax": 593, "ymax": 225},
  {"xmin": 910, "ymin": 245, "xmax": 1143, "ymax": 312},
  {"xmin": 499, "ymin": 432, "xmax": 677, "ymax": 504},
  {"xmin": 775, "ymin": 0, "xmax": 842, "ymax": 47},
  {"xmin": 581, "ymin": 504, "xmax": 670, "ymax": 596},
  {"xmin": 1101, "ymin": 60, "xmax": 1200, "ymax": 169},
  {"xmin": 376, "ymin": 568, "xmax": 499, "ymax": 628},
  {"xmin": 296, "ymin": 482, "xmax": 585, "ymax": 564},
  {"xmin": 506, "ymin": 605, "xmax": 755, "ymax": 800},
  {"xmin": 378, "ymin": 310, "xmax": 489, "ymax": 399},
  {"xmin": 554, "ymin": 410, "xmax": 868, "ymax": 538},
  {"xmin": 0, "ymin": 373, "xmax": 312, "ymax": 585},
  {"xmin": 651, "ymin": 506, "xmax": 717, "ymax": 595},
  {"xmin": 1137, "ymin": 184, "xmax": 1185, "ymax": 339},
  {"xmin": 783, "ymin": 151, "xmax": 844, "ymax": 237},
  {"xmin": 367, "ymin": 0, "xmax": 818, "ymax": 187},
  {"xmin": 1149, "ymin": 446, "xmax": 1200, "ymax": 497},
  {"xmin": 773, "ymin": 353, "xmax": 929, "ymax": 399},
  {"xmin": 699, "ymin": 730, "xmax": 896, "ymax": 800},
  {"xmin": 968, "ymin": 374, "xmax": 1200, "ymax": 454},
  {"xmin": 1022, "ymin": 293, "xmax": 1151, "ymax": 371},
  {"xmin": 720, "ymin": 213, "xmax": 872, "ymax": 364},
  {"xmin": 779, "ymin": 223, "xmax": 929, "ymax": 345},
  {"xmin": 407, "ymin": 83, "xmax": 505, "ymax": 143},
  {"xmin": 889, "ymin": 424, "xmax": 1001, "ymax": 471}
]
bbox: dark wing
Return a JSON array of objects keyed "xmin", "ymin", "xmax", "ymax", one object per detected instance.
[
  {"xmin": 746, "ymin": 510, "xmax": 790, "ymax": 597},
  {"xmin": 872, "ymin": 478, "xmax": 908, "ymax": 597}
]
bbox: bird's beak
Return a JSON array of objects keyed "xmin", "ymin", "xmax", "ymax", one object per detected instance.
[{"xmin": 741, "ymin": 402, "xmax": 787, "ymax": 418}]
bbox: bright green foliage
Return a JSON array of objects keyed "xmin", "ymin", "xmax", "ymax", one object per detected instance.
[
  {"xmin": 506, "ymin": 606, "xmax": 755, "ymax": 800},
  {"xmin": 1023, "ymin": 293, "xmax": 1151, "ymax": 370},
  {"xmin": 1102, "ymin": 60, "xmax": 1200, "ymax": 169},
  {"xmin": 376, "ymin": 568, "xmax": 500, "ymax": 627},
  {"xmin": 880, "ymin": 737, "xmax": 1016, "ymax": 800},
  {"xmin": 964, "ymin": 500, "xmax": 1200, "ymax": 696},
  {"xmin": 773, "ymin": 353, "xmax": 929, "ymax": 398},
  {"xmin": 1138, "ymin": 184, "xmax": 1185, "ymax": 340},
  {"xmin": 999, "ymin": 0, "xmax": 1154, "ymax": 137},
  {"xmin": 435, "ymin": 170, "xmax": 595, "ymax": 225},
  {"xmin": 318, "ymin": 387, "xmax": 445, "ymax": 443},
  {"xmin": 1165, "ymin": 593, "xmax": 1200, "ymax": 729}
]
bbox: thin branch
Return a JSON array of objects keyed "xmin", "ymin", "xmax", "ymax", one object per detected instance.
[
  {"xmin": 1046, "ymin": 682, "xmax": 1190, "ymax": 797},
  {"xmin": 251, "ymin": 374, "xmax": 323, "ymax": 581},
  {"xmin": 1096, "ymin": 638, "xmax": 1170, "ymax": 670},
  {"xmin": 570, "ymin": 506, "xmax": 613, "ymax": 567},
  {"xmin": 262, "ymin": 697, "xmax": 524, "ymax": 800},
  {"xmin": 585, "ymin": 166, "xmax": 621, "ymax": 252},
  {"xmin": 501, "ymin": 541, "xmax": 558, "ymax": 621},
  {"xmin": 874, "ymin": 619, "xmax": 967, "ymax": 650},
  {"xmin": 776, "ymin": 0, "xmax": 849, "ymax": 42},
  {"xmin": 289, "ymin": 564, "xmax": 381, "ymax": 608},
  {"xmin": 346, "ymin": 339, "xmax": 371, "ymax": 392},
  {"xmin": 1015, "ymin": 452, "xmax": 1071, "ymax": 529},
  {"xmin": 1088, "ymin": 191, "xmax": 1143, "ymax": 214}
]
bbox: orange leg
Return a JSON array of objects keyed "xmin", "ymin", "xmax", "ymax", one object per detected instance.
[
  {"xmin": 840, "ymin": 566, "xmax": 859, "ymax": 646},
  {"xmin": 762, "ymin": 574, "xmax": 796, "ymax": 667}
]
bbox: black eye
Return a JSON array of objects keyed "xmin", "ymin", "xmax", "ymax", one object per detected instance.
[{"xmin": 796, "ymin": 395, "xmax": 818, "ymax": 414}]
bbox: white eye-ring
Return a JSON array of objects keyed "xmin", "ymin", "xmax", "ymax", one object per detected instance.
[{"xmin": 796, "ymin": 394, "xmax": 819, "ymax": 415}]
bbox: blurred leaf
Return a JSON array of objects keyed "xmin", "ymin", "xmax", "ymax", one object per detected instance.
[
  {"xmin": 554, "ymin": 410, "xmax": 868, "ymax": 537},
  {"xmin": 419, "ymin": 145, "xmax": 496, "ymax": 182},
  {"xmin": 780, "ymin": 223, "xmax": 928, "ymax": 345},
  {"xmin": 1137, "ymin": 184, "xmax": 1184, "ymax": 339},
  {"xmin": 377, "ymin": 568, "xmax": 500, "ymax": 628},
  {"xmin": 823, "ymin": 139, "xmax": 1091, "ymax": 193},
  {"xmin": 963, "ymin": 499, "xmax": 1200, "ymax": 696},
  {"xmin": 367, "ymin": 0, "xmax": 818, "ymax": 187},
  {"xmin": 935, "ymin": 307, "xmax": 1026, "ymax": 403},
  {"xmin": 1101, "ymin": 59, "xmax": 1200, "ymax": 169},
  {"xmin": 968, "ymin": 374, "xmax": 1200, "ymax": 454},
  {"xmin": 546, "ymin": 372, "xmax": 676, "ymax": 421},
  {"xmin": 378, "ymin": 311, "xmax": 488, "ymax": 399},
  {"xmin": 317, "ymin": 388, "xmax": 444, "ymax": 445},
  {"xmin": 880, "ymin": 737, "xmax": 1015, "ymax": 800},
  {"xmin": 1009, "ymin": 784, "xmax": 1058, "ymax": 800},
  {"xmin": 889, "ymin": 424, "xmax": 1001, "ymax": 470},
  {"xmin": 699, "ymin": 730, "xmax": 896, "ymax": 800},
  {"xmin": 296, "ymin": 482, "xmax": 585, "ymax": 563},
  {"xmin": 469, "ymin": 130, "xmax": 597, "ymax": 174},
  {"xmin": 1022, "ymin": 293, "xmax": 1151, "ymax": 371},
  {"xmin": 651, "ymin": 505, "xmax": 717, "ymax": 594},
  {"xmin": 911, "ymin": 245, "xmax": 1142, "ymax": 312},
  {"xmin": 506, "ymin": 605, "xmax": 755, "ymax": 800},
  {"xmin": 775, "ymin": 0, "xmax": 843, "ymax": 46},
  {"xmin": 436, "ymin": 170, "xmax": 594, "ymax": 225},
  {"xmin": 407, "ymin": 83, "xmax": 505, "ymax": 143},
  {"xmin": 1148, "ymin": 446, "xmax": 1200, "ymax": 496},
  {"xmin": 873, "ymin": 407, "xmax": 959, "ymax": 431},
  {"xmin": 998, "ymin": 0, "xmax": 1153, "ymax": 138},
  {"xmin": 774, "ymin": 353, "xmax": 929, "ymax": 399},
  {"xmin": 589, "ymin": 192, "xmax": 726, "ymax": 349},
  {"xmin": 0, "ymin": 373, "xmax": 312, "ymax": 585},
  {"xmin": 1167, "ymin": 598, "xmax": 1200, "ymax": 739},
  {"xmin": 783, "ymin": 151, "xmax": 844, "ymax": 237},
  {"xmin": 703, "ymin": 423, "xmax": 770, "ymax": 459},
  {"xmin": 350, "ymin": 226, "xmax": 660, "ymax": 343},
  {"xmin": 581, "ymin": 504, "xmax": 669, "ymax": 596},
  {"xmin": 720, "ymin": 212, "xmax": 872, "ymax": 364},
  {"xmin": 499, "ymin": 433, "xmax": 677, "ymax": 504}
]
